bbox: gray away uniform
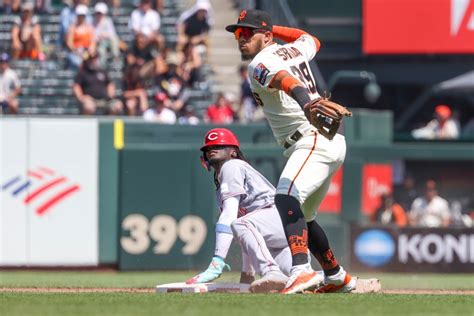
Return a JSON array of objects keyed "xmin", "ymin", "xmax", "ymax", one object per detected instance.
[{"xmin": 216, "ymin": 159, "xmax": 291, "ymax": 276}]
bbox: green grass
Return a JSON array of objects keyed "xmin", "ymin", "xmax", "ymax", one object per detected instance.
[
  {"xmin": 0, "ymin": 272, "xmax": 472, "ymax": 316},
  {"xmin": 1, "ymin": 271, "xmax": 473, "ymax": 290},
  {"xmin": 1, "ymin": 292, "xmax": 472, "ymax": 316}
]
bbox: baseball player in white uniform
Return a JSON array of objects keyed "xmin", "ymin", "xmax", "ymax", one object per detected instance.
[
  {"xmin": 225, "ymin": 10, "xmax": 356, "ymax": 294},
  {"xmin": 186, "ymin": 128, "xmax": 293, "ymax": 293}
]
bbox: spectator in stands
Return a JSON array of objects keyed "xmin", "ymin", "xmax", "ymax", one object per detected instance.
[
  {"xmin": 394, "ymin": 174, "xmax": 419, "ymax": 213},
  {"xmin": 1, "ymin": 0, "xmax": 21, "ymax": 13},
  {"xmin": 122, "ymin": 63, "xmax": 148, "ymax": 116},
  {"xmin": 11, "ymin": 2, "xmax": 43, "ymax": 60},
  {"xmin": 60, "ymin": 0, "xmax": 92, "ymax": 46},
  {"xmin": 178, "ymin": 104, "xmax": 199, "ymax": 125},
  {"xmin": 237, "ymin": 64, "xmax": 264, "ymax": 122},
  {"xmin": 204, "ymin": 92, "xmax": 234, "ymax": 124},
  {"xmin": 66, "ymin": 4, "xmax": 96, "ymax": 69},
  {"xmin": 176, "ymin": 0, "xmax": 212, "ymax": 52},
  {"xmin": 411, "ymin": 104, "xmax": 461, "ymax": 140},
  {"xmin": 73, "ymin": 52, "xmax": 122, "ymax": 115},
  {"xmin": 125, "ymin": 31, "xmax": 165, "ymax": 80},
  {"xmin": 409, "ymin": 180, "xmax": 451, "ymax": 227},
  {"xmin": 129, "ymin": 0, "xmax": 164, "ymax": 51},
  {"xmin": 93, "ymin": 2, "xmax": 120, "ymax": 68},
  {"xmin": 178, "ymin": 42, "xmax": 202, "ymax": 87},
  {"xmin": 372, "ymin": 193, "xmax": 407, "ymax": 227},
  {"xmin": 143, "ymin": 91, "xmax": 176, "ymax": 123},
  {"xmin": 0, "ymin": 53, "xmax": 21, "ymax": 114},
  {"xmin": 155, "ymin": 53, "xmax": 188, "ymax": 112}
]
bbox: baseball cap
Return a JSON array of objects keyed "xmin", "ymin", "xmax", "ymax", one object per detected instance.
[
  {"xmin": 155, "ymin": 92, "xmax": 168, "ymax": 102},
  {"xmin": 94, "ymin": 2, "xmax": 108, "ymax": 14},
  {"xmin": 435, "ymin": 104, "xmax": 452, "ymax": 119},
  {"xmin": 0, "ymin": 52, "xmax": 9, "ymax": 62},
  {"xmin": 225, "ymin": 9, "xmax": 273, "ymax": 33},
  {"xmin": 75, "ymin": 4, "xmax": 89, "ymax": 15}
]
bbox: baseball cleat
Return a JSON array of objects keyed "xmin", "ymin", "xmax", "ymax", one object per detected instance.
[
  {"xmin": 249, "ymin": 271, "xmax": 288, "ymax": 293},
  {"xmin": 315, "ymin": 267, "xmax": 356, "ymax": 293},
  {"xmin": 281, "ymin": 265, "xmax": 324, "ymax": 294}
]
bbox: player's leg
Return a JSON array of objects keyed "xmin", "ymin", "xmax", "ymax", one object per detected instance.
[
  {"xmin": 240, "ymin": 248, "xmax": 256, "ymax": 284},
  {"xmin": 269, "ymin": 246, "xmax": 291, "ymax": 276},
  {"xmin": 300, "ymin": 135, "xmax": 355, "ymax": 293},
  {"xmin": 231, "ymin": 209, "xmax": 288, "ymax": 293},
  {"xmin": 275, "ymin": 133, "xmax": 325, "ymax": 294}
]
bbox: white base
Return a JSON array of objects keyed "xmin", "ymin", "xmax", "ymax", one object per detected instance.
[
  {"xmin": 155, "ymin": 282, "xmax": 250, "ymax": 294},
  {"xmin": 155, "ymin": 278, "xmax": 381, "ymax": 294}
]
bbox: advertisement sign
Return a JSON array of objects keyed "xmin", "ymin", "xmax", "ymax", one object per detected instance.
[
  {"xmin": 351, "ymin": 226, "xmax": 474, "ymax": 272},
  {"xmin": 363, "ymin": 0, "xmax": 474, "ymax": 54},
  {"xmin": 361, "ymin": 164, "xmax": 392, "ymax": 215},
  {"xmin": 0, "ymin": 118, "xmax": 99, "ymax": 266}
]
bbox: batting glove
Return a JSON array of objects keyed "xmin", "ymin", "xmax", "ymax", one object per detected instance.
[{"xmin": 186, "ymin": 256, "xmax": 230, "ymax": 284}]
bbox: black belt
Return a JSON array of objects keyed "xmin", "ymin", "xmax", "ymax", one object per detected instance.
[{"xmin": 284, "ymin": 130, "xmax": 303, "ymax": 149}]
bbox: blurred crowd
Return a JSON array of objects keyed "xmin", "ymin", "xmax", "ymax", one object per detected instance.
[
  {"xmin": 371, "ymin": 177, "xmax": 473, "ymax": 228},
  {"xmin": 0, "ymin": 0, "xmax": 264, "ymax": 123}
]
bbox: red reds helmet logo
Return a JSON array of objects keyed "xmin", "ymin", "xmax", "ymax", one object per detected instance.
[{"xmin": 239, "ymin": 10, "xmax": 247, "ymax": 21}]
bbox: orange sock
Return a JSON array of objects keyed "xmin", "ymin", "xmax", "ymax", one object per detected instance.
[{"xmin": 272, "ymin": 25, "xmax": 321, "ymax": 50}]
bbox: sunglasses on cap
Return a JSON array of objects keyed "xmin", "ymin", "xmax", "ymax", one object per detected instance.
[{"xmin": 234, "ymin": 27, "xmax": 267, "ymax": 40}]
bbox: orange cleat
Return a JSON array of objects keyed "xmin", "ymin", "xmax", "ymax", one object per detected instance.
[
  {"xmin": 315, "ymin": 267, "xmax": 356, "ymax": 293},
  {"xmin": 281, "ymin": 267, "xmax": 324, "ymax": 294}
]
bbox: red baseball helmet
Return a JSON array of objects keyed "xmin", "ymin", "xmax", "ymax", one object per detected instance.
[{"xmin": 200, "ymin": 128, "xmax": 240, "ymax": 151}]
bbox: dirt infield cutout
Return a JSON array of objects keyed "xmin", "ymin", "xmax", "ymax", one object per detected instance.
[{"xmin": 0, "ymin": 287, "xmax": 472, "ymax": 295}]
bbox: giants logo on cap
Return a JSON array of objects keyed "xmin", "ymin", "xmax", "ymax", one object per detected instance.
[{"xmin": 239, "ymin": 10, "xmax": 247, "ymax": 21}]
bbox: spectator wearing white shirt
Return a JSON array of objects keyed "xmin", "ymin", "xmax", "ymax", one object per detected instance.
[
  {"xmin": 0, "ymin": 53, "xmax": 21, "ymax": 114},
  {"xmin": 93, "ymin": 2, "xmax": 120, "ymax": 67},
  {"xmin": 411, "ymin": 104, "xmax": 460, "ymax": 140},
  {"xmin": 129, "ymin": 0, "xmax": 164, "ymax": 51},
  {"xmin": 143, "ymin": 92, "xmax": 177, "ymax": 124},
  {"xmin": 409, "ymin": 180, "xmax": 451, "ymax": 227}
]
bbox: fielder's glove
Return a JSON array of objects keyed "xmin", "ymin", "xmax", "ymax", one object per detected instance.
[
  {"xmin": 185, "ymin": 256, "xmax": 231, "ymax": 284},
  {"xmin": 304, "ymin": 95, "xmax": 352, "ymax": 140}
]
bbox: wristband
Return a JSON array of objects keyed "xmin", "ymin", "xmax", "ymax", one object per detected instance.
[{"xmin": 290, "ymin": 86, "xmax": 311, "ymax": 110}]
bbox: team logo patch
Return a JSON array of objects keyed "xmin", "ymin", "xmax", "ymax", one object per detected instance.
[{"xmin": 253, "ymin": 63, "xmax": 270, "ymax": 86}]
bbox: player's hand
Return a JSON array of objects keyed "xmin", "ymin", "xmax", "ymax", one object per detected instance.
[{"xmin": 185, "ymin": 256, "xmax": 231, "ymax": 284}]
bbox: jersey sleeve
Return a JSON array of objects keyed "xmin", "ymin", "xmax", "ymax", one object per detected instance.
[
  {"xmin": 291, "ymin": 34, "xmax": 318, "ymax": 61},
  {"xmin": 248, "ymin": 54, "xmax": 282, "ymax": 92},
  {"xmin": 218, "ymin": 160, "xmax": 246, "ymax": 201}
]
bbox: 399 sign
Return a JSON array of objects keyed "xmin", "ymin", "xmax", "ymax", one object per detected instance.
[{"xmin": 121, "ymin": 214, "xmax": 207, "ymax": 255}]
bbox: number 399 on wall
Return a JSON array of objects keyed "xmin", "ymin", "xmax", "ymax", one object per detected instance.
[{"xmin": 120, "ymin": 214, "xmax": 207, "ymax": 255}]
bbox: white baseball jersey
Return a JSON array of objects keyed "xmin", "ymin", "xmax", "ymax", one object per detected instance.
[{"xmin": 247, "ymin": 34, "xmax": 320, "ymax": 146}]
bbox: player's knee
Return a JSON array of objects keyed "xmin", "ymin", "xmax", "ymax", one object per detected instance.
[
  {"xmin": 275, "ymin": 194, "xmax": 300, "ymax": 211},
  {"xmin": 275, "ymin": 194, "xmax": 304, "ymax": 222}
]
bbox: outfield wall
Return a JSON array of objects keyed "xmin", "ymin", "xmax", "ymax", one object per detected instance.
[{"xmin": 0, "ymin": 114, "xmax": 472, "ymax": 272}]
